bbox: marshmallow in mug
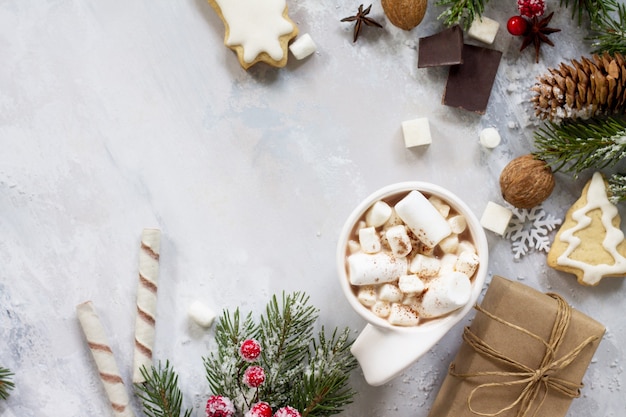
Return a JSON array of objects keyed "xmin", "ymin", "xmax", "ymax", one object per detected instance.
[{"xmin": 346, "ymin": 190, "xmax": 479, "ymax": 325}]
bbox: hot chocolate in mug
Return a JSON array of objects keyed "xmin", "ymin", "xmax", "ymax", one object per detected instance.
[{"xmin": 337, "ymin": 182, "xmax": 489, "ymax": 386}]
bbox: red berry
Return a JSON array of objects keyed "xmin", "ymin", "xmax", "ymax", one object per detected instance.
[
  {"xmin": 239, "ymin": 339, "xmax": 262, "ymax": 362},
  {"xmin": 246, "ymin": 402, "xmax": 273, "ymax": 417},
  {"xmin": 517, "ymin": 0, "xmax": 545, "ymax": 18},
  {"xmin": 206, "ymin": 395, "xmax": 235, "ymax": 417},
  {"xmin": 273, "ymin": 406, "xmax": 301, "ymax": 417},
  {"xmin": 243, "ymin": 365, "xmax": 266, "ymax": 388},
  {"xmin": 507, "ymin": 16, "xmax": 528, "ymax": 36}
]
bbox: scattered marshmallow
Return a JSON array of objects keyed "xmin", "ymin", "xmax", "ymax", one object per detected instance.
[
  {"xmin": 467, "ymin": 16, "xmax": 500, "ymax": 45},
  {"xmin": 415, "ymin": 272, "xmax": 472, "ymax": 318},
  {"xmin": 359, "ymin": 226, "xmax": 381, "ymax": 253},
  {"xmin": 457, "ymin": 240, "xmax": 477, "ymax": 256},
  {"xmin": 385, "ymin": 225, "xmax": 412, "ymax": 257},
  {"xmin": 480, "ymin": 201, "xmax": 513, "ymax": 236},
  {"xmin": 395, "ymin": 191, "xmax": 451, "ymax": 248},
  {"xmin": 479, "ymin": 127, "xmax": 501, "ymax": 148},
  {"xmin": 402, "ymin": 117, "xmax": 432, "ymax": 148},
  {"xmin": 347, "ymin": 239, "xmax": 361, "ymax": 254},
  {"xmin": 357, "ymin": 286, "xmax": 378, "ymax": 307},
  {"xmin": 455, "ymin": 251, "xmax": 480, "ymax": 277},
  {"xmin": 348, "ymin": 252, "xmax": 408, "ymax": 285},
  {"xmin": 388, "ymin": 304, "xmax": 420, "ymax": 326},
  {"xmin": 188, "ymin": 301, "xmax": 216, "ymax": 328},
  {"xmin": 366, "ymin": 200, "xmax": 392, "ymax": 227},
  {"xmin": 409, "ymin": 253, "xmax": 441, "ymax": 277},
  {"xmin": 379, "ymin": 283, "xmax": 403, "ymax": 302},
  {"xmin": 448, "ymin": 214, "xmax": 467, "ymax": 234},
  {"xmin": 439, "ymin": 253, "xmax": 459, "ymax": 275},
  {"xmin": 371, "ymin": 300, "xmax": 391, "ymax": 318},
  {"xmin": 398, "ymin": 274, "xmax": 425, "ymax": 294},
  {"xmin": 429, "ymin": 196, "xmax": 451, "ymax": 218},
  {"xmin": 439, "ymin": 234, "xmax": 459, "ymax": 255},
  {"xmin": 289, "ymin": 33, "xmax": 317, "ymax": 60}
]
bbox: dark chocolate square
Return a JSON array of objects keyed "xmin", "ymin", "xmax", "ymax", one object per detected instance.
[
  {"xmin": 417, "ymin": 25, "xmax": 464, "ymax": 68},
  {"xmin": 443, "ymin": 44, "xmax": 502, "ymax": 114}
]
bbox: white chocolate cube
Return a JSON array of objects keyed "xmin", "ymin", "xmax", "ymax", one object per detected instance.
[
  {"xmin": 480, "ymin": 201, "xmax": 513, "ymax": 236},
  {"xmin": 289, "ymin": 33, "xmax": 317, "ymax": 60},
  {"xmin": 359, "ymin": 226, "xmax": 381, "ymax": 253},
  {"xmin": 398, "ymin": 274, "xmax": 425, "ymax": 294},
  {"xmin": 388, "ymin": 304, "xmax": 420, "ymax": 326},
  {"xmin": 455, "ymin": 251, "xmax": 480, "ymax": 278},
  {"xmin": 395, "ymin": 191, "xmax": 452, "ymax": 248},
  {"xmin": 468, "ymin": 16, "xmax": 500, "ymax": 45},
  {"xmin": 366, "ymin": 200, "xmax": 392, "ymax": 227},
  {"xmin": 402, "ymin": 117, "xmax": 432, "ymax": 148},
  {"xmin": 357, "ymin": 286, "xmax": 378, "ymax": 307},
  {"xmin": 415, "ymin": 272, "xmax": 472, "ymax": 318},
  {"xmin": 188, "ymin": 301, "xmax": 217, "ymax": 328},
  {"xmin": 348, "ymin": 252, "xmax": 408, "ymax": 285},
  {"xmin": 385, "ymin": 225, "xmax": 412, "ymax": 257},
  {"xmin": 409, "ymin": 253, "xmax": 441, "ymax": 277},
  {"xmin": 379, "ymin": 283, "xmax": 403, "ymax": 302}
]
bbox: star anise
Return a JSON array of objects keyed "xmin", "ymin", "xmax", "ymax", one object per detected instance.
[
  {"xmin": 340, "ymin": 4, "xmax": 383, "ymax": 43},
  {"xmin": 520, "ymin": 12, "xmax": 561, "ymax": 63}
]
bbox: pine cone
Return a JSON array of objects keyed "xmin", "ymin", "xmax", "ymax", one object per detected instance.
[{"xmin": 531, "ymin": 52, "xmax": 626, "ymax": 120}]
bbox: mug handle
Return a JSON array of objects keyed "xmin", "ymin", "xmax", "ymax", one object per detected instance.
[{"xmin": 351, "ymin": 323, "xmax": 447, "ymax": 386}]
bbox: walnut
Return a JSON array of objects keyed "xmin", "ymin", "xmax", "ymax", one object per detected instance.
[
  {"xmin": 381, "ymin": 0, "xmax": 427, "ymax": 31},
  {"xmin": 499, "ymin": 154, "xmax": 555, "ymax": 209}
]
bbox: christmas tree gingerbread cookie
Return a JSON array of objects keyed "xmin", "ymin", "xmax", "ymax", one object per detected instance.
[
  {"xmin": 548, "ymin": 172, "xmax": 626, "ymax": 286},
  {"xmin": 207, "ymin": 0, "xmax": 298, "ymax": 69}
]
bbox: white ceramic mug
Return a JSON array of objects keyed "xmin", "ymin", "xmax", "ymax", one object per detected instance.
[{"xmin": 337, "ymin": 182, "xmax": 489, "ymax": 386}]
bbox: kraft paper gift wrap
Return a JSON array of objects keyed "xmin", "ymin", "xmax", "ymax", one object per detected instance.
[{"xmin": 428, "ymin": 276, "xmax": 605, "ymax": 417}]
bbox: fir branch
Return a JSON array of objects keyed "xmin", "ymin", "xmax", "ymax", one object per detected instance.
[
  {"xmin": 608, "ymin": 173, "xmax": 626, "ymax": 203},
  {"xmin": 204, "ymin": 308, "xmax": 255, "ymax": 406},
  {"xmin": 588, "ymin": 2, "xmax": 626, "ymax": 55},
  {"xmin": 436, "ymin": 0, "xmax": 488, "ymax": 30},
  {"xmin": 560, "ymin": 0, "xmax": 618, "ymax": 26},
  {"xmin": 293, "ymin": 328, "xmax": 358, "ymax": 417},
  {"xmin": 134, "ymin": 361, "xmax": 192, "ymax": 417},
  {"xmin": 533, "ymin": 117, "xmax": 626, "ymax": 176},
  {"xmin": 256, "ymin": 292, "xmax": 318, "ymax": 407},
  {"xmin": 0, "ymin": 367, "xmax": 15, "ymax": 400}
]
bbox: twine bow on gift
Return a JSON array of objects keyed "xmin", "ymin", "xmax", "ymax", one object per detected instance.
[{"xmin": 449, "ymin": 293, "xmax": 600, "ymax": 417}]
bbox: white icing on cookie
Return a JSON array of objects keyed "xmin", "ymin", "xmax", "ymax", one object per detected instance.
[
  {"xmin": 557, "ymin": 172, "xmax": 626, "ymax": 285},
  {"xmin": 215, "ymin": 0, "xmax": 295, "ymax": 63}
]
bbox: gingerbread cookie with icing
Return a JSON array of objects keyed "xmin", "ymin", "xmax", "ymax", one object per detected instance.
[
  {"xmin": 547, "ymin": 172, "xmax": 626, "ymax": 286},
  {"xmin": 207, "ymin": 0, "xmax": 298, "ymax": 69}
]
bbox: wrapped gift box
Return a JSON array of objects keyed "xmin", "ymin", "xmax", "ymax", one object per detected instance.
[{"xmin": 429, "ymin": 276, "xmax": 605, "ymax": 417}]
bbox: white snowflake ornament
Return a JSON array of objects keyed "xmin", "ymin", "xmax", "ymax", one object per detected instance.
[{"xmin": 504, "ymin": 207, "xmax": 562, "ymax": 259}]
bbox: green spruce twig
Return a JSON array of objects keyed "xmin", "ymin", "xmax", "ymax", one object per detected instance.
[
  {"xmin": 203, "ymin": 292, "xmax": 357, "ymax": 417},
  {"xmin": 0, "ymin": 367, "xmax": 15, "ymax": 400},
  {"xmin": 134, "ymin": 361, "xmax": 192, "ymax": 417},
  {"xmin": 436, "ymin": 0, "xmax": 489, "ymax": 30},
  {"xmin": 589, "ymin": 2, "xmax": 626, "ymax": 55},
  {"xmin": 533, "ymin": 117, "xmax": 626, "ymax": 176},
  {"xmin": 560, "ymin": 0, "xmax": 618, "ymax": 26},
  {"xmin": 292, "ymin": 328, "xmax": 358, "ymax": 417},
  {"xmin": 608, "ymin": 174, "xmax": 626, "ymax": 203},
  {"xmin": 256, "ymin": 292, "xmax": 318, "ymax": 407}
]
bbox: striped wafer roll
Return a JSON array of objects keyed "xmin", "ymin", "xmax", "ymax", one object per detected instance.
[
  {"xmin": 76, "ymin": 301, "xmax": 135, "ymax": 417},
  {"xmin": 132, "ymin": 228, "xmax": 161, "ymax": 383}
]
